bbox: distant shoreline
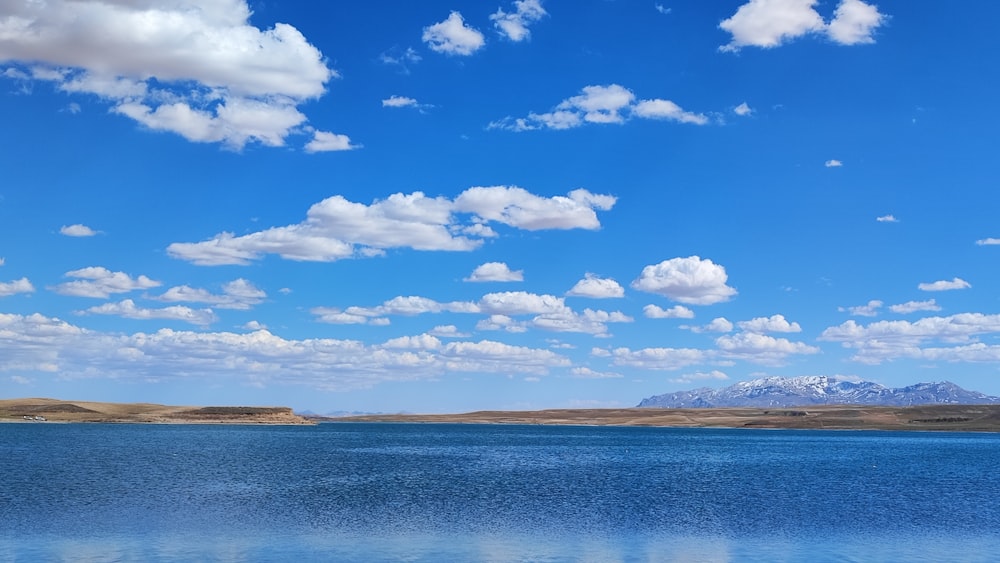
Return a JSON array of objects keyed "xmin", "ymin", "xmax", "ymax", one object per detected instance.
[{"xmin": 0, "ymin": 398, "xmax": 313, "ymax": 425}]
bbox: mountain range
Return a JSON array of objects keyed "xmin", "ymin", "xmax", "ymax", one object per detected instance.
[{"xmin": 637, "ymin": 376, "xmax": 1000, "ymax": 408}]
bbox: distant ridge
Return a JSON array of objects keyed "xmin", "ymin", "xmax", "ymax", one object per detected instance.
[{"xmin": 637, "ymin": 376, "xmax": 1000, "ymax": 408}]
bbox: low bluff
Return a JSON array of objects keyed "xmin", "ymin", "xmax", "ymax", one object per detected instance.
[{"xmin": 0, "ymin": 398, "xmax": 313, "ymax": 425}]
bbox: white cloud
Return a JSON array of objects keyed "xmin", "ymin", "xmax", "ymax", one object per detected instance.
[
  {"xmin": 81, "ymin": 299, "xmax": 217, "ymax": 326},
  {"xmin": 382, "ymin": 95, "xmax": 419, "ymax": 108},
  {"xmin": 714, "ymin": 332, "xmax": 820, "ymax": 365},
  {"xmin": 643, "ymin": 304, "xmax": 695, "ymax": 319},
  {"xmin": 476, "ymin": 314, "xmax": 527, "ymax": 333},
  {"xmin": 491, "ymin": 0, "xmax": 547, "ymax": 42},
  {"xmin": 655, "ymin": 4, "xmax": 672, "ymax": 15},
  {"xmin": 304, "ymin": 131, "xmax": 360, "ymax": 153},
  {"xmin": 820, "ymin": 313, "xmax": 1000, "ymax": 365},
  {"xmin": 839, "ymin": 299, "xmax": 883, "ymax": 317},
  {"xmin": 719, "ymin": 0, "xmax": 885, "ymax": 52},
  {"xmin": 612, "ymin": 346, "xmax": 708, "ymax": 371},
  {"xmin": 737, "ymin": 314, "xmax": 802, "ymax": 333},
  {"xmin": 0, "ymin": 313, "xmax": 570, "ymax": 389},
  {"xmin": 480, "ymin": 291, "xmax": 567, "ymax": 316},
  {"xmin": 631, "ymin": 256, "xmax": 737, "ymax": 305},
  {"xmin": 243, "ymin": 320, "xmax": 267, "ymax": 331},
  {"xmin": 876, "ymin": 214, "xmax": 898, "ymax": 223},
  {"xmin": 59, "ymin": 224, "xmax": 98, "ymax": 237},
  {"xmin": 422, "ymin": 11, "xmax": 485, "ymax": 56},
  {"xmin": 169, "ymin": 187, "xmax": 615, "ymax": 265},
  {"xmin": 478, "ymin": 291, "xmax": 631, "ymax": 336},
  {"xmin": 571, "ymin": 366, "xmax": 623, "ymax": 379},
  {"xmin": 632, "ymin": 99, "xmax": 709, "ymax": 124},
  {"xmin": 827, "ymin": 0, "xmax": 886, "ymax": 45},
  {"xmin": 918, "ymin": 278, "xmax": 971, "ymax": 292},
  {"xmin": 825, "ymin": 159, "xmax": 843, "ymax": 167},
  {"xmin": 734, "ymin": 102, "xmax": 753, "ymax": 116},
  {"xmin": 313, "ymin": 295, "xmax": 479, "ymax": 326},
  {"xmin": 379, "ymin": 47, "xmax": 422, "ymax": 73},
  {"xmin": 566, "ymin": 274, "xmax": 625, "ymax": 299},
  {"xmin": 0, "ymin": 278, "xmax": 35, "ymax": 297},
  {"xmin": 428, "ymin": 325, "xmax": 470, "ymax": 338},
  {"xmin": 669, "ymin": 370, "xmax": 729, "ymax": 384},
  {"xmin": 688, "ymin": 317, "xmax": 734, "ymax": 333},
  {"xmin": 156, "ymin": 279, "xmax": 266, "ymax": 310},
  {"xmin": 0, "ymin": 0, "xmax": 336, "ymax": 150},
  {"xmin": 51, "ymin": 267, "xmax": 160, "ymax": 299},
  {"xmin": 975, "ymin": 238, "xmax": 1000, "ymax": 246},
  {"xmin": 889, "ymin": 299, "xmax": 941, "ymax": 314},
  {"xmin": 489, "ymin": 84, "xmax": 707, "ymax": 131},
  {"xmin": 719, "ymin": 0, "xmax": 826, "ymax": 52},
  {"xmin": 465, "ymin": 262, "xmax": 524, "ymax": 282}
]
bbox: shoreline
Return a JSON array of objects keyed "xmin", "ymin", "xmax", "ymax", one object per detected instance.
[{"xmin": 0, "ymin": 398, "xmax": 314, "ymax": 425}]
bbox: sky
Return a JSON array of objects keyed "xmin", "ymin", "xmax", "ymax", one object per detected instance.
[{"xmin": 1, "ymin": 0, "xmax": 999, "ymax": 414}]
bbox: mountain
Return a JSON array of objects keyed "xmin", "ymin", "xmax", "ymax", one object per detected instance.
[{"xmin": 637, "ymin": 376, "xmax": 1000, "ymax": 408}]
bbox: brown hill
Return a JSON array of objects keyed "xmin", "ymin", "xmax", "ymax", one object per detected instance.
[{"xmin": 0, "ymin": 398, "xmax": 313, "ymax": 425}]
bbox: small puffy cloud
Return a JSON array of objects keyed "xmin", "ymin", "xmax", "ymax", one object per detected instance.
[
  {"xmin": 491, "ymin": 0, "xmax": 547, "ymax": 42},
  {"xmin": 643, "ymin": 304, "xmax": 695, "ymax": 319},
  {"xmin": 81, "ymin": 299, "xmax": 217, "ymax": 326},
  {"xmin": 59, "ymin": 224, "xmax": 98, "ymax": 237},
  {"xmin": 304, "ymin": 131, "xmax": 360, "ymax": 153},
  {"xmin": 428, "ymin": 325, "xmax": 470, "ymax": 338},
  {"xmin": 839, "ymin": 299, "xmax": 883, "ymax": 317},
  {"xmin": 0, "ymin": 278, "xmax": 35, "ymax": 297},
  {"xmin": 889, "ymin": 299, "xmax": 941, "ymax": 314},
  {"xmin": 480, "ymin": 291, "xmax": 567, "ymax": 316},
  {"xmin": 0, "ymin": 0, "xmax": 336, "ymax": 150},
  {"xmin": 719, "ymin": 0, "xmax": 885, "ymax": 52},
  {"xmin": 734, "ymin": 102, "xmax": 753, "ymax": 116},
  {"xmin": 382, "ymin": 95, "xmax": 425, "ymax": 109},
  {"xmin": 476, "ymin": 314, "xmax": 527, "ymax": 333},
  {"xmin": 632, "ymin": 256, "xmax": 737, "ymax": 305},
  {"xmin": 827, "ymin": 0, "xmax": 886, "ymax": 45},
  {"xmin": 975, "ymin": 238, "xmax": 1000, "ymax": 246},
  {"xmin": 571, "ymin": 367, "xmax": 623, "ymax": 379},
  {"xmin": 669, "ymin": 370, "xmax": 729, "ymax": 384},
  {"xmin": 876, "ymin": 214, "xmax": 898, "ymax": 223},
  {"xmin": 825, "ymin": 159, "xmax": 843, "ymax": 167},
  {"xmin": 169, "ymin": 187, "xmax": 615, "ymax": 265},
  {"xmin": 687, "ymin": 317, "xmax": 734, "ymax": 333},
  {"xmin": 612, "ymin": 346, "xmax": 707, "ymax": 371},
  {"xmin": 422, "ymin": 11, "xmax": 485, "ymax": 56},
  {"xmin": 489, "ymin": 84, "xmax": 706, "ymax": 131},
  {"xmin": 243, "ymin": 320, "xmax": 267, "ymax": 331},
  {"xmin": 918, "ymin": 278, "xmax": 971, "ymax": 292},
  {"xmin": 52, "ymin": 267, "xmax": 160, "ymax": 299},
  {"xmin": 0, "ymin": 258, "xmax": 5, "ymax": 266},
  {"xmin": 737, "ymin": 314, "xmax": 802, "ymax": 333},
  {"xmin": 465, "ymin": 262, "xmax": 524, "ymax": 282},
  {"xmin": 156, "ymin": 279, "xmax": 266, "ymax": 310},
  {"xmin": 567, "ymin": 274, "xmax": 625, "ymax": 299},
  {"xmin": 655, "ymin": 4, "xmax": 672, "ymax": 15},
  {"xmin": 715, "ymin": 332, "xmax": 820, "ymax": 365}
]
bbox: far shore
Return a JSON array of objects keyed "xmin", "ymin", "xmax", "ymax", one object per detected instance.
[{"xmin": 6, "ymin": 398, "xmax": 1000, "ymax": 431}]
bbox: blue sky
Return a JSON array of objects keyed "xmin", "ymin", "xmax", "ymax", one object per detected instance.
[{"xmin": 2, "ymin": 0, "xmax": 999, "ymax": 413}]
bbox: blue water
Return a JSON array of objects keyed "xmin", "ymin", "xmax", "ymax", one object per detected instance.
[{"xmin": 2, "ymin": 423, "xmax": 999, "ymax": 562}]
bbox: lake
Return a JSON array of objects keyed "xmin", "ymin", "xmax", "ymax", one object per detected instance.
[{"xmin": 2, "ymin": 422, "xmax": 999, "ymax": 562}]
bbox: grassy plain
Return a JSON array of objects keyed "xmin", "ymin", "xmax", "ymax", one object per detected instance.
[{"xmin": 0, "ymin": 397, "xmax": 312, "ymax": 424}]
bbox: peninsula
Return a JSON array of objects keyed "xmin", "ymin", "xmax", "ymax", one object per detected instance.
[{"xmin": 0, "ymin": 398, "xmax": 313, "ymax": 425}]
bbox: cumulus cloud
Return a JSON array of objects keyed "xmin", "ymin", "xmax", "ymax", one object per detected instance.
[
  {"xmin": 825, "ymin": 159, "xmax": 843, "ymax": 167},
  {"xmin": 428, "ymin": 325, "xmax": 470, "ymax": 338},
  {"xmin": 612, "ymin": 346, "xmax": 708, "ymax": 371},
  {"xmin": 643, "ymin": 304, "xmax": 695, "ymax": 319},
  {"xmin": 889, "ymin": 299, "xmax": 941, "ymax": 314},
  {"xmin": 422, "ymin": 12, "xmax": 485, "ymax": 56},
  {"xmin": 820, "ymin": 313, "xmax": 1000, "ymax": 365},
  {"xmin": 734, "ymin": 102, "xmax": 753, "ymax": 116},
  {"xmin": 918, "ymin": 278, "xmax": 971, "ymax": 292},
  {"xmin": 0, "ymin": 313, "xmax": 570, "ymax": 389},
  {"xmin": 465, "ymin": 262, "xmax": 524, "ymax": 282},
  {"xmin": 714, "ymin": 332, "xmax": 820, "ymax": 365},
  {"xmin": 51, "ymin": 267, "xmax": 160, "ymax": 298},
  {"xmin": 491, "ymin": 0, "xmax": 547, "ymax": 42},
  {"xmin": 488, "ymin": 84, "xmax": 707, "ymax": 131},
  {"xmin": 81, "ymin": 299, "xmax": 217, "ymax": 326},
  {"xmin": 0, "ymin": 278, "xmax": 35, "ymax": 297},
  {"xmin": 566, "ymin": 274, "xmax": 625, "ymax": 299},
  {"xmin": 570, "ymin": 366, "xmax": 623, "ymax": 379},
  {"xmin": 477, "ymin": 291, "xmax": 631, "ymax": 336},
  {"xmin": 687, "ymin": 317, "xmax": 734, "ymax": 333},
  {"xmin": 382, "ymin": 95, "xmax": 419, "ymax": 108},
  {"xmin": 304, "ymin": 131, "xmax": 360, "ymax": 153},
  {"xmin": 0, "ymin": 0, "xmax": 342, "ymax": 150},
  {"xmin": 631, "ymin": 256, "xmax": 737, "ymax": 305},
  {"xmin": 839, "ymin": 299, "xmax": 883, "ymax": 317},
  {"xmin": 168, "ymin": 186, "xmax": 615, "ymax": 265},
  {"xmin": 719, "ymin": 0, "xmax": 885, "ymax": 52},
  {"xmin": 737, "ymin": 314, "xmax": 802, "ymax": 333},
  {"xmin": 975, "ymin": 238, "xmax": 1000, "ymax": 246},
  {"xmin": 876, "ymin": 214, "xmax": 898, "ymax": 223},
  {"xmin": 59, "ymin": 224, "xmax": 98, "ymax": 237},
  {"xmin": 155, "ymin": 279, "xmax": 266, "ymax": 310}
]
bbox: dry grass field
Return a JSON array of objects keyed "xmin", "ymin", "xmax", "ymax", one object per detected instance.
[{"xmin": 0, "ymin": 398, "xmax": 312, "ymax": 424}]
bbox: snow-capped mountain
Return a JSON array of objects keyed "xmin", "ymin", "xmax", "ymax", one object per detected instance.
[{"xmin": 637, "ymin": 376, "xmax": 1000, "ymax": 408}]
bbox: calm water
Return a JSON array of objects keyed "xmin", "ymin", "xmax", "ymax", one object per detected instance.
[{"xmin": 2, "ymin": 423, "xmax": 999, "ymax": 562}]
